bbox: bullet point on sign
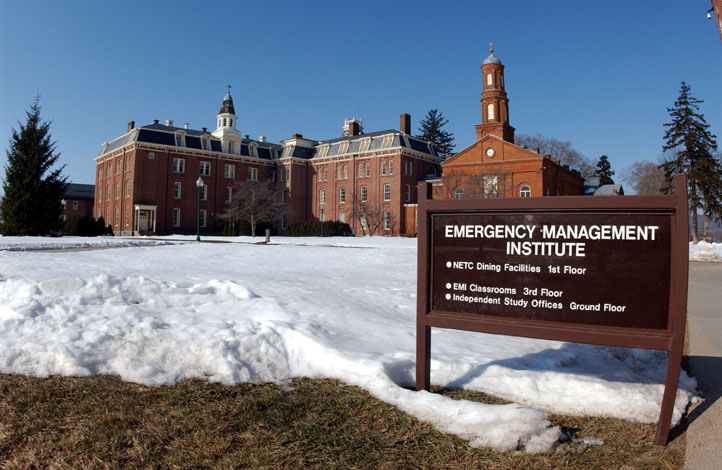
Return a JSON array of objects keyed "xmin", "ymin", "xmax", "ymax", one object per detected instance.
[
  {"xmin": 445, "ymin": 293, "xmax": 451, "ymax": 300},
  {"xmin": 446, "ymin": 261, "xmax": 452, "ymax": 268},
  {"xmin": 446, "ymin": 283, "xmax": 451, "ymax": 289}
]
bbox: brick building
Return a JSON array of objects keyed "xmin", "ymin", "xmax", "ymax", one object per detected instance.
[
  {"xmin": 61, "ymin": 183, "xmax": 95, "ymax": 220},
  {"xmin": 94, "ymin": 90, "xmax": 441, "ymax": 236},
  {"xmin": 402, "ymin": 45, "xmax": 587, "ymax": 235}
]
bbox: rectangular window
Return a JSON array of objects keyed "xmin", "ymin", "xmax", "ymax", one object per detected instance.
[
  {"xmin": 125, "ymin": 207, "xmax": 129, "ymax": 226},
  {"xmin": 115, "ymin": 208, "xmax": 119, "ymax": 226},
  {"xmin": 383, "ymin": 211, "xmax": 391, "ymax": 231},
  {"xmin": 323, "ymin": 168, "xmax": 327, "ymax": 181},
  {"xmin": 365, "ymin": 163, "xmax": 369, "ymax": 177},
  {"xmin": 405, "ymin": 184, "xmax": 411, "ymax": 202},
  {"xmin": 320, "ymin": 189, "xmax": 325, "ymax": 205},
  {"xmin": 225, "ymin": 187, "xmax": 232, "ymax": 204},
  {"xmin": 126, "ymin": 180, "xmax": 131, "ymax": 198},
  {"xmin": 200, "ymin": 210, "xmax": 207, "ymax": 228},
  {"xmin": 248, "ymin": 167, "xmax": 258, "ymax": 181},
  {"xmin": 358, "ymin": 163, "xmax": 363, "ymax": 177},
  {"xmin": 339, "ymin": 187, "xmax": 345, "ymax": 203},
  {"xmin": 201, "ymin": 184, "xmax": 208, "ymax": 201},
  {"xmin": 389, "ymin": 161, "xmax": 393, "ymax": 175},
  {"xmin": 97, "ymin": 188, "xmax": 102, "ymax": 203},
  {"xmin": 172, "ymin": 158, "xmax": 185, "ymax": 174},
  {"xmin": 173, "ymin": 182, "xmax": 181, "ymax": 199},
  {"xmin": 361, "ymin": 185, "xmax": 367, "ymax": 202},
  {"xmin": 106, "ymin": 185, "xmax": 110, "ymax": 200},
  {"xmin": 282, "ymin": 188, "xmax": 289, "ymax": 205},
  {"xmin": 200, "ymin": 161, "xmax": 211, "ymax": 176},
  {"xmin": 337, "ymin": 166, "xmax": 342, "ymax": 180},
  {"xmin": 344, "ymin": 165, "xmax": 348, "ymax": 179},
  {"xmin": 116, "ymin": 183, "xmax": 120, "ymax": 199},
  {"xmin": 97, "ymin": 167, "xmax": 102, "ymax": 180},
  {"xmin": 381, "ymin": 162, "xmax": 386, "ymax": 175},
  {"xmin": 317, "ymin": 168, "xmax": 322, "ymax": 182},
  {"xmin": 281, "ymin": 213, "xmax": 287, "ymax": 230},
  {"xmin": 72, "ymin": 200, "xmax": 78, "ymax": 210},
  {"xmin": 271, "ymin": 170, "xmax": 276, "ymax": 183},
  {"xmin": 149, "ymin": 152, "xmax": 155, "ymax": 160},
  {"xmin": 384, "ymin": 184, "xmax": 391, "ymax": 201},
  {"xmin": 172, "ymin": 208, "xmax": 180, "ymax": 227}
]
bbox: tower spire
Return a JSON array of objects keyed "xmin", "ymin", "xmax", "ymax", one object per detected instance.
[{"xmin": 475, "ymin": 45, "xmax": 515, "ymax": 143}]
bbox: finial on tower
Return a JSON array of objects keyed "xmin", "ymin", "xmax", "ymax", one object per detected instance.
[
  {"xmin": 489, "ymin": 42, "xmax": 493, "ymax": 53},
  {"xmin": 227, "ymin": 83, "xmax": 232, "ymax": 94}
]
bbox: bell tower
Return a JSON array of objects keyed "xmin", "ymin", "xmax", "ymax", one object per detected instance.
[
  {"xmin": 212, "ymin": 84, "xmax": 242, "ymax": 153},
  {"xmin": 475, "ymin": 43, "xmax": 515, "ymax": 143}
]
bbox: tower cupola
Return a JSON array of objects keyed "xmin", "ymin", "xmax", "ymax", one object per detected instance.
[
  {"xmin": 475, "ymin": 43, "xmax": 515, "ymax": 143},
  {"xmin": 212, "ymin": 84, "xmax": 242, "ymax": 153}
]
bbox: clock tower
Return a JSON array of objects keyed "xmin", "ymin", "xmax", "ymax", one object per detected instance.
[{"xmin": 475, "ymin": 43, "xmax": 515, "ymax": 143}]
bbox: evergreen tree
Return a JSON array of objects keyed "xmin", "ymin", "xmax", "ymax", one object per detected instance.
[
  {"xmin": 1, "ymin": 97, "xmax": 67, "ymax": 235},
  {"xmin": 660, "ymin": 82, "xmax": 721, "ymax": 242},
  {"xmin": 595, "ymin": 155, "xmax": 615, "ymax": 184},
  {"xmin": 416, "ymin": 109, "xmax": 455, "ymax": 158}
]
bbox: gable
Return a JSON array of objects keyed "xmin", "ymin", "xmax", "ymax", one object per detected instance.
[{"xmin": 443, "ymin": 135, "xmax": 542, "ymax": 168}]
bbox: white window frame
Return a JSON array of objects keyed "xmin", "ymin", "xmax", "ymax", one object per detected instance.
[
  {"xmin": 361, "ymin": 185, "xmax": 367, "ymax": 202},
  {"xmin": 225, "ymin": 187, "xmax": 232, "ymax": 204},
  {"xmin": 405, "ymin": 184, "xmax": 411, "ymax": 202},
  {"xmin": 172, "ymin": 208, "xmax": 181, "ymax": 227},
  {"xmin": 115, "ymin": 182, "xmax": 120, "ymax": 199},
  {"xmin": 381, "ymin": 161, "xmax": 386, "ymax": 175},
  {"xmin": 126, "ymin": 180, "xmax": 131, "ymax": 198},
  {"xmin": 282, "ymin": 188, "xmax": 289, "ymax": 205},
  {"xmin": 73, "ymin": 200, "xmax": 79, "ymax": 210},
  {"xmin": 382, "ymin": 134, "xmax": 393, "ymax": 148},
  {"xmin": 173, "ymin": 182, "xmax": 181, "ymax": 199},
  {"xmin": 200, "ymin": 210, "xmax": 207, "ymax": 228},
  {"xmin": 383, "ymin": 211, "xmax": 391, "ymax": 231},
  {"xmin": 224, "ymin": 164, "xmax": 235, "ymax": 179},
  {"xmin": 383, "ymin": 184, "xmax": 391, "ymax": 201},
  {"xmin": 520, "ymin": 185, "xmax": 531, "ymax": 198},
  {"xmin": 172, "ymin": 158, "xmax": 185, "ymax": 174},
  {"xmin": 388, "ymin": 161, "xmax": 393, "ymax": 175},
  {"xmin": 339, "ymin": 187, "xmax": 345, "ymax": 204},
  {"xmin": 200, "ymin": 161, "xmax": 211, "ymax": 176},
  {"xmin": 248, "ymin": 167, "xmax": 258, "ymax": 181},
  {"xmin": 343, "ymin": 165, "xmax": 348, "ymax": 179},
  {"xmin": 319, "ymin": 189, "xmax": 326, "ymax": 205},
  {"xmin": 201, "ymin": 184, "xmax": 208, "ymax": 201}
]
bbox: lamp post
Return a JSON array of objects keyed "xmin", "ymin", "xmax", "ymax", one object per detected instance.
[{"xmin": 196, "ymin": 176, "xmax": 204, "ymax": 242}]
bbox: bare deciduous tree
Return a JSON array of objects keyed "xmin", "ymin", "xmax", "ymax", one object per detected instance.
[
  {"xmin": 620, "ymin": 160, "xmax": 666, "ymax": 195},
  {"xmin": 515, "ymin": 133, "xmax": 594, "ymax": 177},
  {"xmin": 222, "ymin": 179, "xmax": 286, "ymax": 237}
]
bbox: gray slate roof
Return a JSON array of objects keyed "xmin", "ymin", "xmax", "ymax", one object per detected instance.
[{"xmin": 64, "ymin": 183, "xmax": 95, "ymax": 200}]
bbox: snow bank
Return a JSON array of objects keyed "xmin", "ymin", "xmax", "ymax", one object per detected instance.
[
  {"xmin": 0, "ymin": 238, "xmax": 698, "ymax": 452},
  {"xmin": 689, "ymin": 241, "xmax": 722, "ymax": 262},
  {"xmin": 0, "ymin": 236, "xmax": 173, "ymax": 251}
]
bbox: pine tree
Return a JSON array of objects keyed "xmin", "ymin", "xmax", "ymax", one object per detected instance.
[
  {"xmin": 660, "ymin": 82, "xmax": 720, "ymax": 242},
  {"xmin": 595, "ymin": 155, "xmax": 615, "ymax": 184},
  {"xmin": 1, "ymin": 97, "xmax": 67, "ymax": 235},
  {"xmin": 416, "ymin": 109, "xmax": 455, "ymax": 158}
]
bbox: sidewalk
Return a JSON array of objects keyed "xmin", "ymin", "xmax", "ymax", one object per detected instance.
[{"xmin": 684, "ymin": 262, "xmax": 722, "ymax": 469}]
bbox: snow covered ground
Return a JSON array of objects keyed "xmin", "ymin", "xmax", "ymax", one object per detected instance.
[
  {"xmin": 0, "ymin": 235, "xmax": 702, "ymax": 452},
  {"xmin": 689, "ymin": 241, "xmax": 722, "ymax": 262}
]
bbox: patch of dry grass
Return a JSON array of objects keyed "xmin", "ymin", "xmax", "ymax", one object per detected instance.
[{"xmin": 0, "ymin": 374, "xmax": 684, "ymax": 469}]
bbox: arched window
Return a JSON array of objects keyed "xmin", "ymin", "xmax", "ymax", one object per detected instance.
[
  {"xmin": 520, "ymin": 185, "xmax": 531, "ymax": 198},
  {"xmin": 454, "ymin": 188, "xmax": 464, "ymax": 199},
  {"xmin": 486, "ymin": 73, "xmax": 493, "ymax": 86},
  {"xmin": 487, "ymin": 103, "xmax": 495, "ymax": 120}
]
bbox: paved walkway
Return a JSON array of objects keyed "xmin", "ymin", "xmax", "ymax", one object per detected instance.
[{"xmin": 684, "ymin": 262, "xmax": 722, "ymax": 469}]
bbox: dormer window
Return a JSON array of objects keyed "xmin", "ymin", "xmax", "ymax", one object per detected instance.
[
  {"xmin": 382, "ymin": 134, "xmax": 393, "ymax": 149},
  {"xmin": 360, "ymin": 138, "xmax": 371, "ymax": 152},
  {"xmin": 318, "ymin": 144, "xmax": 329, "ymax": 158},
  {"xmin": 339, "ymin": 141, "xmax": 349, "ymax": 154},
  {"xmin": 249, "ymin": 143, "xmax": 258, "ymax": 158},
  {"xmin": 283, "ymin": 146, "xmax": 293, "ymax": 158}
]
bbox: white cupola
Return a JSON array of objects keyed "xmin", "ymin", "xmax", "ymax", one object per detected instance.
[{"xmin": 212, "ymin": 84, "xmax": 242, "ymax": 153}]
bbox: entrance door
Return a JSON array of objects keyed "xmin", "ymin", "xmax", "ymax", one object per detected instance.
[{"xmin": 139, "ymin": 212, "xmax": 149, "ymax": 231}]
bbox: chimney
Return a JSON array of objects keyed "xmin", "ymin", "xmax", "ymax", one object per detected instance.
[
  {"xmin": 532, "ymin": 147, "xmax": 540, "ymax": 154},
  {"xmin": 184, "ymin": 123, "xmax": 189, "ymax": 129},
  {"xmin": 202, "ymin": 127, "xmax": 207, "ymax": 132},
  {"xmin": 292, "ymin": 133, "xmax": 303, "ymax": 139},
  {"xmin": 153, "ymin": 119, "xmax": 159, "ymax": 124},
  {"xmin": 400, "ymin": 113, "xmax": 411, "ymax": 134},
  {"xmin": 259, "ymin": 136, "xmax": 267, "ymax": 142},
  {"xmin": 166, "ymin": 119, "xmax": 174, "ymax": 127},
  {"xmin": 349, "ymin": 121, "xmax": 361, "ymax": 136},
  {"xmin": 127, "ymin": 121, "xmax": 135, "ymax": 132},
  {"xmin": 553, "ymin": 159, "xmax": 560, "ymax": 165}
]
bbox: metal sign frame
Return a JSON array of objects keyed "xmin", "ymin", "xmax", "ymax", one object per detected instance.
[{"xmin": 416, "ymin": 174, "xmax": 689, "ymax": 446}]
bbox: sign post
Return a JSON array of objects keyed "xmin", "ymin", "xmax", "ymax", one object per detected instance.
[{"xmin": 416, "ymin": 174, "xmax": 689, "ymax": 446}]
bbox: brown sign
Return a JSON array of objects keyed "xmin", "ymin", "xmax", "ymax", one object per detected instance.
[
  {"xmin": 431, "ymin": 212, "xmax": 671, "ymax": 330},
  {"xmin": 416, "ymin": 175, "xmax": 689, "ymax": 447}
]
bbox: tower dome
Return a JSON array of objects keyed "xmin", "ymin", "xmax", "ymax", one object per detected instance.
[{"xmin": 483, "ymin": 42, "xmax": 502, "ymax": 65}]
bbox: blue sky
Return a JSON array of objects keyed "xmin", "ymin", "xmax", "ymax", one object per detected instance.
[{"xmin": 1, "ymin": 0, "xmax": 721, "ymax": 189}]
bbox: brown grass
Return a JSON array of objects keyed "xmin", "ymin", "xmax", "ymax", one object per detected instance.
[{"xmin": 0, "ymin": 374, "xmax": 684, "ymax": 469}]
